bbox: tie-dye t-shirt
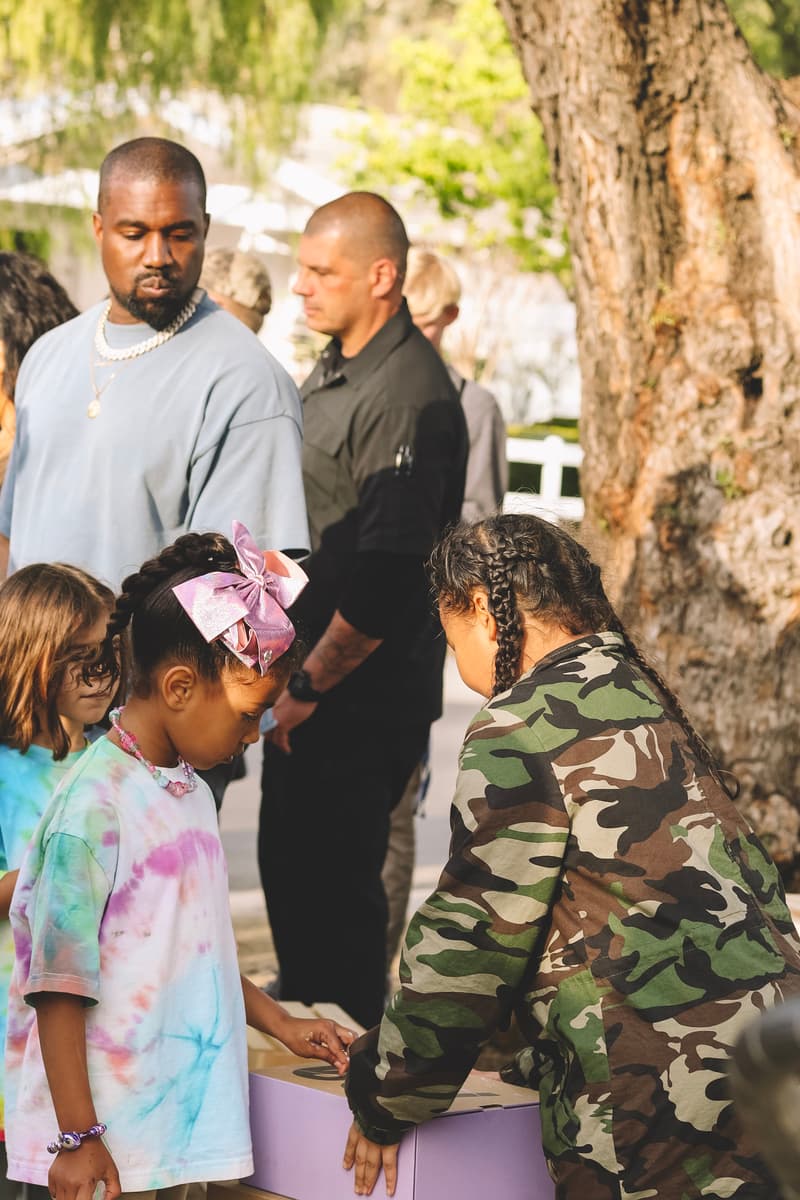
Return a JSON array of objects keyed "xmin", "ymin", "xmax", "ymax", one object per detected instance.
[
  {"xmin": 5, "ymin": 735, "xmax": 253, "ymax": 1190},
  {"xmin": 0, "ymin": 742, "xmax": 86, "ymax": 1135}
]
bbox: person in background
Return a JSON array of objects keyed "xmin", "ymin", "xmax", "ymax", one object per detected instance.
[
  {"xmin": 0, "ymin": 563, "xmax": 119, "ymax": 1200},
  {"xmin": 200, "ymin": 247, "xmax": 273, "ymax": 335},
  {"xmin": 381, "ymin": 247, "xmax": 510, "ymax": 975},
  {"xmin": 0, "ymin": 137, "xmax": 308, "ymax": 588},
  {"xmin": 343, "ymin": 513, "xmax": 800, "ymax": 1200},
  {"xmin": 259, "ymin": 192, "xmax": 468, "ymax": 1030},
  {"xmin": 404, "ymin": 247, "xmax": 507, "ymax": 522},
  {"xmin": 0, "ymin": 253, "xmax": 78, "ymax": 488}
]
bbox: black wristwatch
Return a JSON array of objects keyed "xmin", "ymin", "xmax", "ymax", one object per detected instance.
[{"xmin": 287, "ymin": 668, "xmax": 325, "ymax": 703}]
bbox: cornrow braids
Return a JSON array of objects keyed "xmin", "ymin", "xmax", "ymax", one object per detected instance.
[
  {"xmin": 431, "ymin": 514, "xmax": 599, "ymax": 696},
  {"xmin": 430, "ymin": 513, "xmax": 736, "ymax": 796},
  {"xmin": 106, "ymin": 532, "xmax": 246, "ymax": 691},
  {"xmin": 484, "ymin": 526, "xmax": 525, "ymax": 693}
]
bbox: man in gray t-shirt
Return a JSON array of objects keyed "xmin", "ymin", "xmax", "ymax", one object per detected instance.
[{"xmin": 0, "ymin": 137, "xmax": 308, "ymax": 589}]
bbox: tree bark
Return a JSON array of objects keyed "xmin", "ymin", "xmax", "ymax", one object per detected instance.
[{"xmin": 496, "ymin": 0, "xmax": 800, "ymax": 874}]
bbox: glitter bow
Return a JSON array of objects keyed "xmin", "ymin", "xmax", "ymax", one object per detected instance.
[{"xmin": 172, "ymin": 521, "xmax": 308, "ymax": 673}]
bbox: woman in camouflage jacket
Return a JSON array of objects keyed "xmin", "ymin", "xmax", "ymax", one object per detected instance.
[{"xmin": 343, "ymin": 513, "xmax": 800, "ymax": 1200}]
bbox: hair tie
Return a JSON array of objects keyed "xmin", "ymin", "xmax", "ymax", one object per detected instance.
[{"xmin": 171, "ymin": 521, "xmax": 307, "ymax": 674}]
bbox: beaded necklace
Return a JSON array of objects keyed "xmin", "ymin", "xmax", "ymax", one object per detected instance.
[{"xmin": 109, "ymin": 707, "xmax": 196, "ymax": 798}]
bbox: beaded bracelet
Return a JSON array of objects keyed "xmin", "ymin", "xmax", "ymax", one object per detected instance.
[{"xmin": 47, "ymin": 1123, "xmax": 107, "ymax": 1154}]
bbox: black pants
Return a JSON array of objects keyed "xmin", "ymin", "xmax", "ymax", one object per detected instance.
[{"xmin": 258, "ymin": 703, "xmax": 429, "ymax": 1030}]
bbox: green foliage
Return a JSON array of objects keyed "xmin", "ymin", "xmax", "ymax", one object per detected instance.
[
  {"xmin": 728, "ymin": 0, "xmax": 800, "ymax": 76},
  {"xmin": 0, "ymin": 227, "xmax": 51, "ymax": 258},
  {"xmin": 345, "ymin": 0, "xmax": 568, "ymax": 279},
  {"xmin": 713, "ymin": 467, "xmax": 746, "ymax": 500},
  {"xmin": 0, "ymin": 0, "xmax": 345, "ymax": 158},
  {"xmin": 508, "ymin": 419, "xmax": 580, "ymax": 443}
]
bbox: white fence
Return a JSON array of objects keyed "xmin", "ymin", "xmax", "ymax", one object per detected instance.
[{"xmin": 503, "ymin": 434, "xmax": 584, "ymax": 524}]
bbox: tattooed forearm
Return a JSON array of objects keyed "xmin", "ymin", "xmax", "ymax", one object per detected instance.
[{"xmin": 303, "ymin": 611, "xmax": 382, "ymax": 691}]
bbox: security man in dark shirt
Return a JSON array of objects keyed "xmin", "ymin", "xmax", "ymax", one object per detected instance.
[{"xmin": 258, "ymin": 192, "xmax": 468, "ymax": 1029}]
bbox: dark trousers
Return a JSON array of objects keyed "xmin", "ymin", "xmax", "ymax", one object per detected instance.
[{"xmin": 258, "ymin": 703, "xmax": 429, "ymax": 1030}]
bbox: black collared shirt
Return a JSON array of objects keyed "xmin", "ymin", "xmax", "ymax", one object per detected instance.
[{"xmin": 292, "ymin": 300, "xmax": 468, "ymax": 723}]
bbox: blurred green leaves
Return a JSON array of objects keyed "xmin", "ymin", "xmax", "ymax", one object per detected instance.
[
  {"xmin": 0, "ymin": 0, "xmax": 343, "ymax": 157},
  {"xmin": 729, "ymin": 0, "xmax": 800, "ymax": 76},
  {"xmin": 344, "ymin": 0, "xmax": 569, "ymax": 279}
]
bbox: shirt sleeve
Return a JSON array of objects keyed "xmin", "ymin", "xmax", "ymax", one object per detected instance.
[
  {"xmin": 0, "ymin": 345, "xmax": 33, "ymax": 538},
  {"xmin": 345, "ymin": 704, "xmax": 568, "ymax": 1143},
  {"xmin": 337, "ymin": 552, "xmax": 427, "ymax": 640},
  {"xmin": 22, "ymin": 833, "xmax": 113, "ymax": 1005},
  {"xmin": 353, "ymin": 390, "xmax": 466, "ymax": 555},
  {"xmin": 188, "ymin": 414, "xmax": 310, "ymax": 557},
  {"xmin": 0, "ymin": 440, "xmax": 15, "ymax": 537}
]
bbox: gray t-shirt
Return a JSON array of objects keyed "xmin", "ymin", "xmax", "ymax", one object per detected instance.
[{"xmin": 0, "ymin": 294, "xmax": 309, "ymax": 588}]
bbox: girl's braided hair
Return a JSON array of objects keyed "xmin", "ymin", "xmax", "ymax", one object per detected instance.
[
  {"xmin": 106, "ymin": 532, "xmax": 301, "ymax": 690},
  {"xmin": 429, "ymin": 513, "xmax": 735, "ymax": 796}
]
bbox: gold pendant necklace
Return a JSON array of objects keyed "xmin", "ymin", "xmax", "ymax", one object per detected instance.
[
  {"xmin": 87, "ymin": 357, "xmax": 135, "ymax": 419},
  {"xmin": 87, "ymin": 287, "xmax": 203, "ymax": 419}
]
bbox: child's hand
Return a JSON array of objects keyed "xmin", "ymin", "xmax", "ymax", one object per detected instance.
[
  {"xmin": 48, "ymin": 1136, "xmax": 121, "ymax": 1200},
  {"xmin": 275, "ymin": 1015, "xmax": 356, "ymax": 1074},
  {"xmin": 343, "ymin": 1121, "xmax": 399, "ymax": 1197}
]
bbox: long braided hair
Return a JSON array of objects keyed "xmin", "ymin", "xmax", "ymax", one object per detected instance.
[
  {"xmin": 105, "ymin": 532, "xmax": 301, "ymax": 692},
  {"xmin": 429, "ymin": 513, "xmax": 735, "ymax": 797}
]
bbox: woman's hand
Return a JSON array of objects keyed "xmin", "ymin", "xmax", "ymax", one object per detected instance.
[
  {"xmin": 274, "ymin": 1014, "xmax": 356, "ymax": 1075},
  {"xmin": 343, "ymin": 1122, "xmax": 399, "ymax": 1197},
  {"xmin": 48, "ymin": 1137, "xmax": 121, "ymax": 1200}
]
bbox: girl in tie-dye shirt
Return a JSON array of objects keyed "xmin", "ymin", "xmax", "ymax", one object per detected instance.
[
  {"xmin": 5, "ymin": 527, "xmax": 355, "ymax": 1200},
  {"xmin": 0, "ymin": 563, "xmax": 118, "ymax": 1199}
]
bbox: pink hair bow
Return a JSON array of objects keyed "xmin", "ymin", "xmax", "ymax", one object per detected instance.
[{"xmin": 172, "ymin": 521, "xmax": 308, "ymax": 674}]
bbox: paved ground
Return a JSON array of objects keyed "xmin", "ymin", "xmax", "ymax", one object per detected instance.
[{"xmin": 225, "ymin": 655, "xmax": 483, "ymax": 986}]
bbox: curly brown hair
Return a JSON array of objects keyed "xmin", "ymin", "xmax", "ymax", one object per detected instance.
[{"xmin": 0, "ymin": 253, "xmax": 78, "ymax": 399}]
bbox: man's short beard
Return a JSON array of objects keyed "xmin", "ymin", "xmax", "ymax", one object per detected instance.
[{"xmin": 113, "ymin": 284, "xmax": 194, "ymax": 331}]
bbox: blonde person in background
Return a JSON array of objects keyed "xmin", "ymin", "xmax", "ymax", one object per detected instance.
[
  {"xmin": 201, "ymin": 248, "xmax": 273, "ymax": 334},
  {"xmin": 381, "ymin": 248, "xmax": 510, "ymax": 978},
  {"xmin": 404, "ymin": 247, "xmax": 507, "ymax": 522}
]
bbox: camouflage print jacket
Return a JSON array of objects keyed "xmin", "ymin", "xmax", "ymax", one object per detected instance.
[{"xmin": 346, "ymin": 632, "xmax": 800, "ymax": 1199}]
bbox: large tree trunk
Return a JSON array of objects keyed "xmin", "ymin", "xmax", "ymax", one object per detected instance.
[{"xmin": 496, "ymin": 0, "xmax": 800, "ymax": 875}]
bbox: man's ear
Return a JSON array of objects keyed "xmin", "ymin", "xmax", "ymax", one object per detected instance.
[
  {"xmin": 92, "ymin": 211, "xmax": 103, "ymax": 247},
  {"xmin": 370, "ymin": 257, "xmax": 399, "ymax": 299},
  {"xmin": 160, "ymin": 664, "xmax": 199, "ymax": 712},
  {"xmin": 472, "ymin": 590, "xmax": 498, "ymax": 643}
]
